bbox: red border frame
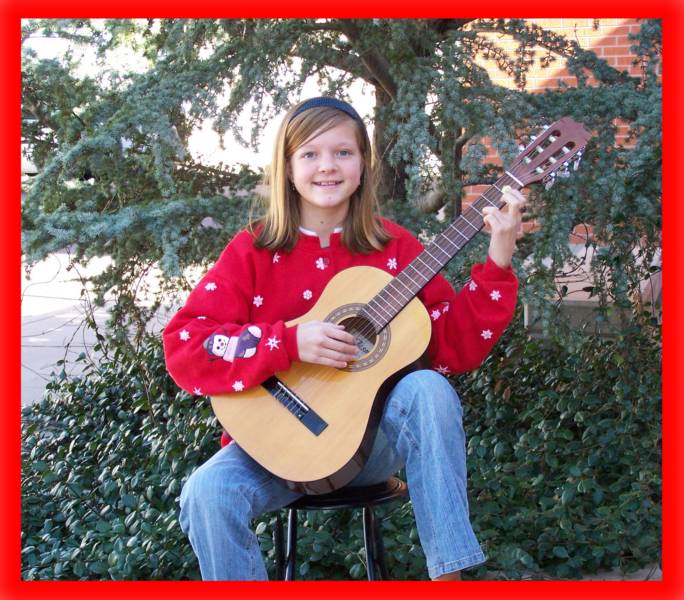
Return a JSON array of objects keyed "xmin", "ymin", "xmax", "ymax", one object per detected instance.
[{"xmin": 6, "ymin": 3, "xmax": 681, "ymax": 599}]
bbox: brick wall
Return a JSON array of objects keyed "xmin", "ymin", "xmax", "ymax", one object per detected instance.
[{"xmin": 463, "ymin": 19, "xmax": 646, "ymax": 240}]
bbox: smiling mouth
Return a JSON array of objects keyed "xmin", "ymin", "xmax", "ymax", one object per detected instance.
[{"xmin": 313, "ymin": 181, "xmax": 342, "ymax": 187}]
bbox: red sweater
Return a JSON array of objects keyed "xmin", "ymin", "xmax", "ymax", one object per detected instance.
[{"xmin": 163, "ymin": 218, "xmax": 518, "ymax": 444}]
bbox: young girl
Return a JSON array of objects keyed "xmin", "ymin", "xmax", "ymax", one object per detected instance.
[{"xmin": 163, "ymin": 96, "xmax": 525, "ymax": 581}]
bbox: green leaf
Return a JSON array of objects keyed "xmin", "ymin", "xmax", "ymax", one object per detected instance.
[
  {"xmin": 349, "ymin": 563, "xmax": 364, "ymax": 579},
  {"xmin": 561, "ymin": 488, "xmax": 575, "ymax": 505}
]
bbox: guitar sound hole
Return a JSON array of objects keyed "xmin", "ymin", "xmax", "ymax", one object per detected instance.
[{"xmin": 338, "ymin": 315, "xmax": 377, "ymax": 359}]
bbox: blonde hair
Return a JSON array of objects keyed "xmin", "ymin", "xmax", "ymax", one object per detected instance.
[{"xmin": 248, "ymin": 100, "xmax": 391, "ymax": 254}]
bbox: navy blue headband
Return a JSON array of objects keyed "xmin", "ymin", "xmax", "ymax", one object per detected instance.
[{"xmin": 290, "ymin": 97, "xmax": 363, "ymax": 123}]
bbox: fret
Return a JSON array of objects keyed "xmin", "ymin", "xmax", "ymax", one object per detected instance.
[
  {"xmin": 402, "ymin": 263, "xmax": 429, "ymax": 295},
  {"xmin": 439, "ymin": 234, "xmax": 461, "ymax": 252},
  {"xmin": 388, "ymin": 280, "xmax": 411, "ymax": 302},
  {"xmin": 416, "ymin": 254, "xmax": 438, "ymax": 275},
  {"xmin": 469, "ymin": 204, "xmax": 484, "ymax": 217},
  {"xmin": 481, "ymin": 194, "xmax": 499, "ymax": 208},
  {"xmin": 428, "ymin": 243, "xmax": 451, "ymax": 261},
  {"xmin": 365, "ymin": 169, "xmax": 521, "ymax": 335},
  {"xmin": 379, "ymin": 288, "xmax": 403, "ymax": 312},
  {"xmin": 451, "ymin": 225, "xmax": 471, "ymax": 243},
  {"xmin": 460, "ymin": 213, "xmax": 480, "ymax": 232},
  {"xmin": 394, "ymin": 275, "xmax": 415, "ymax": 297},
  {"xmin": 363, "ymin": 302, "xmax": 386, "ymax": 324},
  {"xmin": 368, "ymin": 298, "xmax": 394, "ymax": 320},
  {"xmin": 423, "ymin": 247, "xmax": 442, "ymax": 263},
  {"xmin": 359, "ymin": 309, "xmax": 382, "ymax": 332}
]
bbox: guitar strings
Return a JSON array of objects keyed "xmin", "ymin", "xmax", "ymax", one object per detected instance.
[{"xmin": 334, "ymin": 173, "xmax": 520, "ymax": 347}]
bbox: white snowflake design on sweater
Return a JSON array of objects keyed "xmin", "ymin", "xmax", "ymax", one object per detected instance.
[
  {"xmin": 431, "ymin": 309, "xmax": 441, "ymax": 321},
  {"xmin": 232, "ymin": 380, "xmax": 245, "ymax": 392},
  {"xmin": 481, "ymin": 329, "xmax": 493, "ymax": 340},
  {"xmin": 192, "ymin": 387, "xmax": 202, "ymax": 396},
  {"xmin": 179, "ymin": 329, "xmax": 190, "ymax": 341},
  {"xmin": 435, "ymin": 365, "xmax": 451, "ymax": 375},
  {"xmin": 490, "ymin": 290, "xmax": 501, "ymax": 301},
  {"xmin": 205, "ymin": 282, "xmax": 217, "ymax": 292},
  {"xmin": 387, "ymin": 257, "xmax": 398, "ymax": 270},
  {"xmin": 266, "ymin": 336, "xmax": 281, "ymax": 351},
  {"xmin": 253, "ymin": 295, "xmax": 264, "ymax": 307},
  {"xmin": 303, "ymin": 289, "xmax": 313, "ymax": 300},
  {"xmin": 442, "ymin": 302, "xmax": 450, "ymax": 313},
  {"xmin": 468, "ymin": 280, "xmax": 477, "ymax": 292},
  {"xmin": 315, "ymin": 257, "xmax": 329, "ymax": 270},
  {"xmin": 273, "ymin": 252, "xmax": 281, "ymax": 264}
]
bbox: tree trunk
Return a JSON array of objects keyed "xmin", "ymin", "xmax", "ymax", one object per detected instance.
[{"xmin": 372, "ymin": 87, "xmax": 407, "ymax": 205}]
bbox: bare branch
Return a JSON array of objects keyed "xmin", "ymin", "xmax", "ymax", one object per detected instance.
[{"xmin": 336, "ymin": 20, "xmax": 398, "ymax": 100}]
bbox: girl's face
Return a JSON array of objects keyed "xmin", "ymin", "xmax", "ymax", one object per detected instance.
[{"xmin": 288, "ymin": 119, "xmax": 364, "ymax": 223}]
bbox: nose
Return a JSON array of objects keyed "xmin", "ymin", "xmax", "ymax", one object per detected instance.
[{"xmin": 317, "ymin": 152, "xmax": 337, "ymax": 172}]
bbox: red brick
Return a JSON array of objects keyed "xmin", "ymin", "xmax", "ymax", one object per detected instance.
[
  {"xmin": 612, "ymin": 34, "xmax": 632, "ymax": 47},
  {"xmin": 616, "ymin": 56, "xmax": 638, "ymax": 66},
  {"xmin": 603, "ymin": 46, "xmax": 632, "ymax": 56},
  {"xmin": 597, "ymin": 36, "xmax": 620, "ymax": 46},
  {"xmin": 609, "ymin": 25, "xmax": 636, "ymax": 36}
]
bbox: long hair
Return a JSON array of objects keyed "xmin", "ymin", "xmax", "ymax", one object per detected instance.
[{"xmin": 248, "ymin": 100, "xmax": 391, "ymax": 254}]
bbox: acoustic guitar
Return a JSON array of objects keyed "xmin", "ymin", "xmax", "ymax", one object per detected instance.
[{"xmin": 210, "ymin": 116, "xmax": 592, "ymax": 494}]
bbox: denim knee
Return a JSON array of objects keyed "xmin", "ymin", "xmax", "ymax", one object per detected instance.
[
  {"xmin": 392, "ymin": 369, "xmax": 463, "ymax": 420},
  {"xmin": 179, "ymin": 461, "xmax": 252, "ymax": 533}
]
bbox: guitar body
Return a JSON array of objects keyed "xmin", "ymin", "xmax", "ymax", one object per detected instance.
[{"xmin": 210, "ymin": 266, "xmax": 432, "ymax": 494}]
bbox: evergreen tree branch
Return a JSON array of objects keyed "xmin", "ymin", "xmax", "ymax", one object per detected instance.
[{"xmin": 336, "ymin": 20, "xmax": 398, "ymax": 100}]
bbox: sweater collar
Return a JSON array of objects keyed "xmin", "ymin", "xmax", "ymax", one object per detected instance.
[{"xmin": 298, "ymin": 226, "xmax": 343, "ymax": 249}]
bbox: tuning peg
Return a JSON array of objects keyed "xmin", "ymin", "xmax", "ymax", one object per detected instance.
[
  {"xmin": 573, "ymin": 150, "xmax": 584, "ymax": 170},
  {"xmin": 558, "ymin": 162, "xmax": 571, "ymax": 178},
  {"xmin": 543, "ymin": 172, "xmax": 556, "ymax": 190},
  {"xmin": 530, "ymin": 135, "xmax": 537, "ymax": 141},
  {"xmin": 542, "ymin": 124, "xmax": 550, "ymax": 130},
  {"xmin": 518, "ymin": 144, "xmax": 526, "ymax": 152}
]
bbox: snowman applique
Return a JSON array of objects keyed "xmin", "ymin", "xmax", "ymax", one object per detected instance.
[{"xmin": 203, "ymin": 325, "xmax": 262, "ymax": 362}]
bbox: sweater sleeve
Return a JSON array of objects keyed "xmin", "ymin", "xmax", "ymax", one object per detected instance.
[
  {"xmin": 394, "ymin": 228, "xmax": 518, "ymax": 375},
  {"xmin": 162, "ymin": 232, "xmax": 300, "ymax": 397}
]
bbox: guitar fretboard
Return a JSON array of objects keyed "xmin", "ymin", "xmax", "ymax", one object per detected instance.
[{"xmin": 361, "ymin": 173, "xmax": 521, "ymax": 332}]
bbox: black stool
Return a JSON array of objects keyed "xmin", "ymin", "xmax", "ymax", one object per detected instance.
[{"xmin": 274, "ymin": 477, "xmax": 408, "ymax": 580}]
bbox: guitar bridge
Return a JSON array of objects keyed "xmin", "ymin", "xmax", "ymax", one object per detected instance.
[{"xmin": 262, "ymin": 376, "xmax": 328, "ymax": 436}]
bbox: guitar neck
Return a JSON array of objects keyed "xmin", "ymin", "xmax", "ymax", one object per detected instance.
[{"xmin": 362, "ymin": 173, "xmax": 522, "ymax": 332}]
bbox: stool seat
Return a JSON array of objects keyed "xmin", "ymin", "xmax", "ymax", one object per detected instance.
[
  {"xmin": 287, "ymin": 477, "xmax": 408, "ymax": 511},
  {"xmin": 274, "ymin": 477, "xmax": 408, "ymax": 581}
]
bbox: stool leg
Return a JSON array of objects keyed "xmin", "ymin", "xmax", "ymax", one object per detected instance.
[
  {"xmin": 285, "ymin": 508, "xmax": 298, "ymax": 581},
  {"xmin": 274, "ymin": 512, "xmax": 285, "ymax": 580},
  {"xmin": 362, "ymin": 506, "xmax": 377, "ymax": 580},
  {"xmin": 371, "ymin": 508, "xmax": 390, "ymax": 580}
]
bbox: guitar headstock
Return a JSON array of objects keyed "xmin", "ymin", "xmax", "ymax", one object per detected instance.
[{"xmin": 507, "ymin": 117, "xmax": 593, "ymax": 188}]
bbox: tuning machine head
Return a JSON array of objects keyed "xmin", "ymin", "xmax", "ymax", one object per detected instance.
[
  {"xmin": 573, "ymin": 149, "xmax": 584, "ymax": 171},
  {"xmin": 543, "ymin": 171, "xmax": 556, "ymax": 190}
]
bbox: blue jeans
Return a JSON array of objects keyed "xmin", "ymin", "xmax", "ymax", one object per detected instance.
[{"xmin": 179, "ymin": 370, "xmax": 486, "ymax": 580}]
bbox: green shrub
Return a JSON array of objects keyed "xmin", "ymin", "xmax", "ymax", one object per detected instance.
[
  {"xmin": 22, "ymin": 316, "xmax": 660, "ymax": 580},
  {"xmin": 459, "ymin": 310, "xmax": 662, "ymax": 579},
  {"xmin": 21, "ymin": 337, "xmax": 214, "ymax": 580}
]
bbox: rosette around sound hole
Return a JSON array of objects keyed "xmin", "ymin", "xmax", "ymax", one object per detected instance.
[{"xmin": 326, "ymin": 304, "xmax": 391, "ymax": 372}]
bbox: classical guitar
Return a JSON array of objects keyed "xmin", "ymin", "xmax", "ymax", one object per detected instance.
[{"xmin": 211, "ymin": 116, "xmax": 592, "ymax": 494}]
